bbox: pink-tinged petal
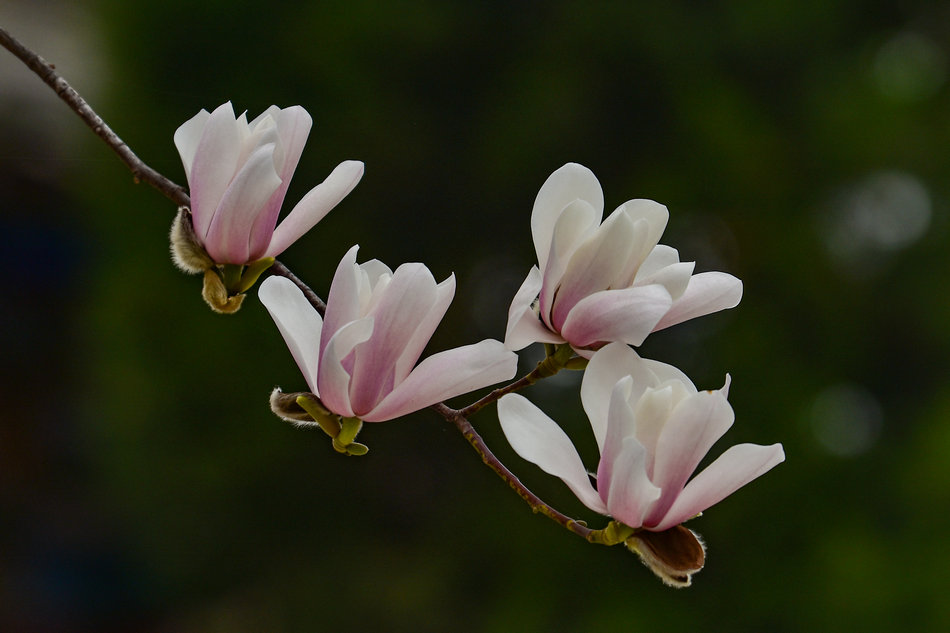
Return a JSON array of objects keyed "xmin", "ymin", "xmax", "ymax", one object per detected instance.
[
  {"xmin": 653, "ymin": 272, "xmax": 743, "ymax": 332},
  {"xmin": 393, "ymin": 274, "xmax": 455, "ymax": 385},
  {"xmin": 581, "ymin": 343, "xmax": 655, "ymax": 451},
  {"xmin": 560, "ymin": 284, "xmax": 672, "ymax": 348},
  {"xmin": 187, "ymin": 103, "xmax": 242, "ymax": 239},
  {"xmin": 203, "ymin": 143, "xmax": 282, "ymax": 263},
  {"xmin": 504, "ymin": 267, "xmax": 564, "ymax": 351},
  {"xmin": 531, "ymin": 163, "xmax": 604, "ymax": 272},
  {"xmin": 651, "ymin": 443, "xmax": 785, "ymax": 531},
  {"xmin": 365, "ymin": 339, "xmax": 518, "ymax": 421},
  {"xmin": 173, "ymin": 108, "xmax": 211, "ymax": 180},
  {"xmin": 596, "ymin": 377, "xmax": 637, "ymax": 500},
  {"xmin": 258, "ymin": 276, "xmax": 323, "ymax": 394},
  {"xmin": 538, "ymin": 199, "xmax": 601, "ymax": 325},
  {"xmin": 606, "ymin": 437, "xmax": 662, "ymax": 528},
  {"xmin": 322, "ymin": 245, "xmax": 363, "ymax": 348},
  {"xmin": 348, "ymin": 263, "xmax": 439, "ymax": 414},
  {"xmin": 316, "ymin": 316, "xmax": 374, "ymax": 418},
  {"xmin": 498, "ymin": 394, "xmax": 608, "ymax": 515},
  {"xmin": 266, "ymin": 161, "xmax": 365, "ymax": 257},
  {"xmin": 246, "ymin": 109, "xmax": 312, "ymax": 259},
  {"xmin": 550, "ymin": 210, "xmax": 637, "ymax": 330},
  {"xmin": 643, "ymin": 390, "xmax": 735, "ymax": 527}
]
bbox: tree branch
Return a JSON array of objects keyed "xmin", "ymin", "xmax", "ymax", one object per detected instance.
[
  {"xmin": 2, "ymin": 24, "xmax": 605, "ymax": 545},
  {"xmin": 0, "ymin": 25, "xmax": 189, "ymax": 207},
  {"xmin": 432, "ymin": 403, "xmax": 599, "ymax": 542}
]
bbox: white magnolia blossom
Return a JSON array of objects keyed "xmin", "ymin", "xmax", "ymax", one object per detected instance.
[
  {"xmin": 499, "ymin": 342, "xmax": 784, "ymax": 531},
  {"xmin": 259, "ymin": 245, "xmax": 518, "ymax": 422},
  {"xmin": 504, "ymin": 163, "xmax": 743, "ymax": 353},
  {"xmin": 174, "ymin": 102, "xmax": 363, "ymax": 265}
]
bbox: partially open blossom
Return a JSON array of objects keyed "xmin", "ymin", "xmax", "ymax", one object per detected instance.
[
  {"xmin": 173, "ymin": 102, "xmax": 363, "ymax": 266},
  {"xmin": 259, "ymin": 246, "xmax": 518, "ymax": 422},
  {"xmin": 504, "ymin": 163, "xmax": 743, "ymax": 353},
  {"xmin": 498, "ymin": 342, "xmax": 783, "ymax": 533}
]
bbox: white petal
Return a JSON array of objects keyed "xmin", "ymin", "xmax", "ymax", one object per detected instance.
[
  {"xmin": 531, "ymin": 163, "xmax": 604, "ymax": 273},
  {"xmin": 652, "ymin": 443, "xmax": 785, "ymax": 531},
  {"xmin": 606, "ymin": 437, "xmax": 662, "ymax": 528},
  {"xmin": 203, "ymin": 143, "xmax": 282, "ymax": 263},
  {"xmin": 347, "ymin": 263, "xmax": 440, "ymax": 414},
  {"xmin": 634, "ymin": 257, "xmax": 694, "ymax": 302},
  {"xmin": 581, "ymin": 343, "xmax": 655, "ymax": 452},
  {"xmin": 258, "ymin": 276, "xmax": 323, "ymax": 394},
  {"xmin": 498, "ymin": 394, "xmax": 608, "ymax": 515},
  {"xmin": 550, "ymin": 210, "xmax": 637, "ymax": 330},
  {"xmin": 267, "ymin": 160, "xmax": 364, "ymax": 257},
  {"xmin": 631, "ymin": 385, "xmax": 675, "ymax": 477},
  {"xmin": 322, "ymin": 245, "xmax": 364, "ymax": 349},
  {"xmin": 538, "ymin": 199, "xmax": 601, "ymax": 324},
  {"xmin": 270, "ymin": 105, "xmax": 312, "ymax": 180},
  {"xmin": 559, "ymin": 284, "xmax": 672, "ymax": 348},
  {"xmin": 644, "ymin": 390, "xmax": 735, "ymax": 526},
  {"xmin": 503, "ymin": 266, "xmax": 564, "ymax": 350},
  {"xmin": 317, "ymin": 316, "xmax": 374, "ymax": 418},
  {"xmin": 393, "ymin": 273, "xmax": 456, "ymax": 384},
  {"xmin": 615, "ymin": 199, "xmax": 668, "ymax": 251},
  {"xmin": 186, "ymin": 102, "xmax": 241, "ymax": 240},
  {"xmin": 653, "ymin": 272, "xmax": 743, "ymax": 331},
  {"xmin": 174, "ymin": 108, "xmax": 212, "ymax": 179},
  {"xmin": 365, "ymin": 339, "xmax": 518, "ymax": 421},
  {"xmin": 597, "ymin": 376, "xmax": 637, "ymax": 497}
]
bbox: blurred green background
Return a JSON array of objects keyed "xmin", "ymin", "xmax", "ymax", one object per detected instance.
[{"xmin": 3, "ymin": 0, "xmax": 949, "ymax": 631}]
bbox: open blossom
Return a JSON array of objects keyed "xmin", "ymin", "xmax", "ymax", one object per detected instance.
[
  {"xmin": 498, "ymin": 342, "xmax": 784, "ymax": 532},
  {"xmin": 259, "ymin": 245, "xmax": 518, "ymax": 422},
  {"xmin": 173, "ymin": 102, "xmax": 363, "ymax": 265},
  {"xmin": 505, "ymin": 163, "xmax": 743, "ymax": 353}
]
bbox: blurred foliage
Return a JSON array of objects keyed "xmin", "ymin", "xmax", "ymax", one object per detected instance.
[{"xmin": 4, "ymin": 0, "xmax": 950, "ymax": 631}]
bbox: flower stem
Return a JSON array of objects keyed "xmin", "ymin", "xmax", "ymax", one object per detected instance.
[
  {"xmin": 432, "ymin": 403, "xmax": 600, "ymax": 542},
  {"xmin": 459, "ymin": 343, "xmax": 574, "ymax": 417}
]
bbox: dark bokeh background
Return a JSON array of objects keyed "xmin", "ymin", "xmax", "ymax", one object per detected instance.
[{"xmin": 3, "ymin": 1, "xmax": 950, "ymax": 631}]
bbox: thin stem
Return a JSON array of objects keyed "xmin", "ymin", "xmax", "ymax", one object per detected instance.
[
  {"xmin": 459, "ymin": 343, "xmax": 574, "ymax": 417},
  {"xmin": 268, "ymin": 261, "xmax": 327, "ymax": 316},
  {"xmin": 432, "ymin": 403, "xmax": 601, "ymax": 543},
  {"xmin": 0, "ymin": 26, "xmax": 190, "ymax": 207}
]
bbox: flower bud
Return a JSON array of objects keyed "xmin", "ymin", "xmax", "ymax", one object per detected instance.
[
  {"xmin": 170, "ymin": 207, "xmax": 215, "ymax": 273},
  {"xmin": 201, "ymin": 269, "xmax": 245, "ymax": 314},
  {"xmin": 625, "ymin": 525, "xmax": 706, "ymax": 588}
]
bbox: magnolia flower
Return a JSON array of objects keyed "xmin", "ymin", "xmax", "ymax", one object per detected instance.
[
  {"xmin": 505, "ymin": 163, "xmax": 743, "ymax": 353},
  {"xmin": 259, "ymin": 245, "xmax": 518, "ymax": 422},
  {"xmin": 498, "ymin": 342, "xmax": 784, "ymax": 533},
  {"xmin": 173, "ymin": 102, "xmax": 363, "ymax": 266}
]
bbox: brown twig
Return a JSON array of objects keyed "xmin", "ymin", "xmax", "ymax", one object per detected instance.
[
  {"xmin": 0, "ymin": 25, "xmax": 189, "ymax": 207},
  {"xmin": 432, "ymin": 403, "xmax": 598, "ymax": 542},
  {"xmin": 269, "ymin": 261, "xmax": 327, "ymax": 315}
]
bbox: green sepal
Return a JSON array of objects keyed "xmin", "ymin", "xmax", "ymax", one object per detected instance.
[
  {"xmin": 338, "ymin": 441, "xmax": 369, "ymax": 456},
  {"xmin": 237, "ymin": 257, "xmax": 275, "ymax": 293},
  {"xmin": 221, "ymin": 263, "xmax": 244, "ymax": 293},
  {"xmin": 295, "ymin": 394, "xmax": 342, "ymax": 439},
  {"xmin": 564, "ymin": 356, "xmax": 589, "ymax": 371},
  {"xmin": 332, "ymin": 417, "xmax": 368, "ymax": 456},
  {"xmin": 602, "ymin": 520, "xmax": 636, "ymax": 545}
]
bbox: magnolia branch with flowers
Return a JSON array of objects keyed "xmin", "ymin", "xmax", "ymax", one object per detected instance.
[{"xmin": 1, "ymin": 25, "xmax": 784, "ymax": 588}]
